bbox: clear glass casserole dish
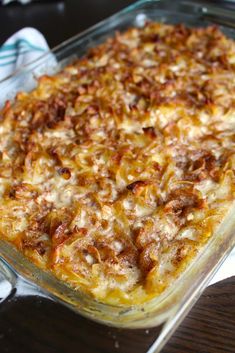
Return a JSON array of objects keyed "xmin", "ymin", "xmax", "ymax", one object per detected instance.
[{"xmin": 0, "ymin": 1, "xmax": 235, "ymax": 352}]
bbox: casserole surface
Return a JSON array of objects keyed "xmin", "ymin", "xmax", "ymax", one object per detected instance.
[{"xmin": 1, "ymin": 21, "xmax": 235, "ymax": 305}]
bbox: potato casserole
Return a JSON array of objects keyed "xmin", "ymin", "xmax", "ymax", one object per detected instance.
[{"xmin": 0, "ymin": 22, "xmax": 235, "ymax": 304}]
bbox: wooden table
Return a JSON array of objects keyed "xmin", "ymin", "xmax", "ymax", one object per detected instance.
[
  {"xmin": 0, "ymin": 1, "xmax": 234, "ymax": 352},
  {"xmin": 0, "ymin": 276, "xmax": 235, "ymax": 353}
]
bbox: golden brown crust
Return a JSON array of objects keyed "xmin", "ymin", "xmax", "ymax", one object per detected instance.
[{"xmin": 0, "ymin": 22, "xmax": 235, "ymax": 304}]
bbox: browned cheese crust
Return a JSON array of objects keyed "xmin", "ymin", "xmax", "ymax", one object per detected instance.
[{"xmin": 0, "ymin": 23, "xmax": 235, "ymax": 304}]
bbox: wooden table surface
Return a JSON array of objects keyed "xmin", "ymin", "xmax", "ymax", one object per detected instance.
[
  {"xmin": 0, "ymin": 1, "xmax": 235, "ymax": 352},
  {"xmin": 0, "ymin": 276, "xmax": 235, "ymax": 353}
]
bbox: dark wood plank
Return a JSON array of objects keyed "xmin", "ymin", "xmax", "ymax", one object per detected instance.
[
  {"xmin": 0, "ymin": 0, "xmax": 135, "ymax": 47},
  {"xmin": 162, "ymin": 277, "xmax": 235, "ymax": 353},
  {"xmin": 0, "ymin": 277, "xmax": 234, "ymax": 353},
  {"xmin": 0, "ymin": 295, "xmax": 162, "ymax": 353}
]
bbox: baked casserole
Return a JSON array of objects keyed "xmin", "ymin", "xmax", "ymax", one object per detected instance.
[{"xmin": 0, "ymin": 22, "xmax": 235, "ymax": 305}]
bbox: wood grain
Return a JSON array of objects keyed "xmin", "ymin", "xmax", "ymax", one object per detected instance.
[
  {"xmin": 162, "ymin": 277, "xmax": 235, "ymax": 353},
  {"xmin": 0, "ymin": 277, "xmax": 234, "ymax": 353}
]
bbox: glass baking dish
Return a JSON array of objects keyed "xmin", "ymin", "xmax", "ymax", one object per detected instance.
[{"xmin": 0, "ymin": 0, "xmax": 235, "ymax": 352}]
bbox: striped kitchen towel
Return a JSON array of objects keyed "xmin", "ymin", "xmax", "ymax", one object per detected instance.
[{"xmin": 0, "ymin": 27, "xmax": 49, "ymax": 81}]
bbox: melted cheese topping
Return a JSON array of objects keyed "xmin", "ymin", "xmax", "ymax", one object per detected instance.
[{"xmin": 0, "ymin": 23, "xmax": 235, "ymax": 304}]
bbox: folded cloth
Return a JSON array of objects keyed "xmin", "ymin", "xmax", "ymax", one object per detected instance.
[
  {"xmin": 1, "ymin": 0, "xmax": 33, "ymax": 4},
  {"xmin": 0, "ymin": 28, "xmax": 234, "ymax": 287},
  {"xmin": 0, "ymin": 27, "xmax": 49, "ymax": 81},
  {"xmin": 210, "ymin": 247, "xmax": 235, "ymax": 285}
]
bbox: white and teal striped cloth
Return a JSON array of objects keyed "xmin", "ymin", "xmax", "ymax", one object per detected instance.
[
  {"xmin": 0, "ymin": 27, "xmax": 234, "ymax": 286},
  {"xmin": 0, "ymin": 27, "xmax": 49, "ymax": 81}
]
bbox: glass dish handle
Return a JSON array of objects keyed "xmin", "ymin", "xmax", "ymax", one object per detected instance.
[{"xmin": 0, "ymin": 256, "xmax": 51, "ymax": 304}]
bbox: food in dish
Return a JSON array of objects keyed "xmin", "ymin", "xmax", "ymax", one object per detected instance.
[{"xmin": 0, "ymin": 22, "xmax": 235, "ymax": 304}]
